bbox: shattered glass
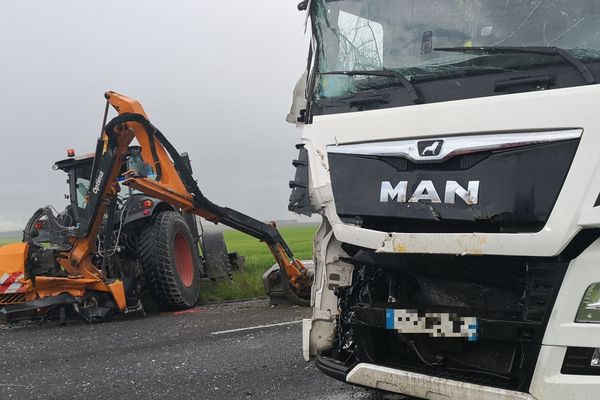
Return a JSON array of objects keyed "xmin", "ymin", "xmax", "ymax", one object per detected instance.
[{"xmin": 312, "ymin": 0, "xmax": 600, "ymax": 98}]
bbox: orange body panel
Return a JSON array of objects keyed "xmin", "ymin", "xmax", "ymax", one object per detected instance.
[
  {"xmin": 0, "ymin": 243, "xmax": 28, "ymax": 275},
  {"xmin": 0, "ymin": 243, "xmax": 31, "ymax": 304}
]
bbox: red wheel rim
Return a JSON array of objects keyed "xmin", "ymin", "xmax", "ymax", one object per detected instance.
[{"xmin": 174, "ymin": 233, "xmax": 194, "ymax": 287}]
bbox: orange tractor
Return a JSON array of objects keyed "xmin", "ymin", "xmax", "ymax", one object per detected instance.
[{"xmin": 0, "ymin": 91, "xmax": 311, "ymax": 322}]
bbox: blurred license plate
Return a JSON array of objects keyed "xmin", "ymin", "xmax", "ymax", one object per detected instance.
[{"xmin": 385, "ymin": 309, "xmax": 479, "ymax": 341}]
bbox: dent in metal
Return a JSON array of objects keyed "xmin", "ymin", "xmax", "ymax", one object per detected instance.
[
  {"xmin": 307, "ymin": 217, "xmax": 352, "ymax": 358},
  {"xmin": 315, "ymin": 148, "xmax": 329, "ymax": 171},
  {"xmin": 378, "ymin": 232, "xmax": 488, "ymax": 255}
]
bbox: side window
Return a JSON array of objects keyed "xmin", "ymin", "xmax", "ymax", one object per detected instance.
[
  {"xmin": 76, "ymin": 178, "xmax": 90, "ymax": 208},
  {"xmin": 337, "ymin": 10, "xmax": 384, "ymax": 70},
  {"xmin": 127, "ymin": 154, "xmax": 156, "ymax": 180}
]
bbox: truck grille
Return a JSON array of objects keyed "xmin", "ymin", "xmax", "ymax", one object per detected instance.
[
  {"xmin": 328, "ymin": 133, "xmax": 580, "ymax": 233},
  {"xmin": 332, "ymin": 251, "xmax": 568, "ymax": 392}
]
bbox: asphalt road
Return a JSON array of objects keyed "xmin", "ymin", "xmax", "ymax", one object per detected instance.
[{"xmin": 0, "ymin": 300, "xmax": 405, "ymax": 400}]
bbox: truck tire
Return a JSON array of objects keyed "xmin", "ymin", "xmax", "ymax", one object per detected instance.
[
  {"xmin": 139, "ymin": 211, "xmax": 201, "ymax": 310},
  {"xmin": 201, "ymin": 231, "xmax": 230, "ymax": 280}
]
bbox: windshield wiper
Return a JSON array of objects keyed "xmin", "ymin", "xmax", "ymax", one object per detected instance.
[
  {"xmin": 321, "ymin": 69, "xmax": 422, "ymax": 104},
  {"xmin": 435, "ymin": 46, "xmax": 596, "ymax": 84}
]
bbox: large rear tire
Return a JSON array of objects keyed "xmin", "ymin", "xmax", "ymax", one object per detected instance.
[{"xmin": 139, "ymin": 211, "xmax": 201, "ymax": 310}]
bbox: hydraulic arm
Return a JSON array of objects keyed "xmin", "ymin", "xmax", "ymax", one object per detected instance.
[{"xmin": 68, "ymin": 91, "xmax": 311, "ymax": 309}]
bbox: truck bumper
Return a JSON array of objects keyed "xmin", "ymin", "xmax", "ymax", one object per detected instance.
[
  {"xmin": 315, "ymin": 346, "xmax": 600, "ymax": 400},
  {"xmin": 346, "ymin": 363, "xmax": 535, "ymax": 400},
  {"xmin": 529, "ymin": 345, "xmax": 600, "ymax": 400},
  {"xmin": 313, "ymin": 345, "xmax": 600, "ymax": 400}
]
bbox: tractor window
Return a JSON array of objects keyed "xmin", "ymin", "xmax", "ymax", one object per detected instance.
[
  {"xmin": 127, "ymin": 152, "xmax": 156, "ymax": 180},
  {"xmin": 75, "ymin": 178, "xmax": 90, "ymax": 209},
  {"xmin": 126, "ymin": 150, "xmax": 157, "ymax": 196}
]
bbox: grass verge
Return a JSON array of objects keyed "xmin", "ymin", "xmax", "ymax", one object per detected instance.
[
  {"xmin": 199, "ymin": 225, "xmax": 317, "ymax": 302},
  {"xmin": 0, "ymin": 237, "xmax": 19, "ymax": 246}
]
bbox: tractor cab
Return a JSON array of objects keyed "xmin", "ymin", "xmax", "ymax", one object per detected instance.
[{"xmin": 52, "ymin": 146, "xmax": 156, "ymax": 227}]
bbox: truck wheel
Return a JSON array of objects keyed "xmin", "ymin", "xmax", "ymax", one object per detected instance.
[
  {"xmin": 201, "ymin": 231, "xmax": 230, "ymax": 280},
  {"xmin": 139, "ymin": 211, "xmax": 201, "ymax": 310}
]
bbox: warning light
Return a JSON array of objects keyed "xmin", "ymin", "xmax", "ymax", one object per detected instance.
[
  {"xmin": 142, "ymin": 200, "xmax": 153, "ymax": 209},
  {"xmin": 143, "ymin": 209, "xmax": 151, "ymax": 216},
  {"xmin": 67, "ymin": 149, "xmax": 76, "ymax": 157},
  {"xmin": 34, "ymin": 222, "xmax": 44, "ymax": 230}
]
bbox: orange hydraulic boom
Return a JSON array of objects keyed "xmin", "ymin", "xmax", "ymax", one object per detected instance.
[{"xmin": 1, "ymin": 91, "xmax": 311, "ymax": 319}]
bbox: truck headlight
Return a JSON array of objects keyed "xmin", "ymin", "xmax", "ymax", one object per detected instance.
[{"xmin": 576, "ymin": 282, "xmax": 600, "ymax": 323}]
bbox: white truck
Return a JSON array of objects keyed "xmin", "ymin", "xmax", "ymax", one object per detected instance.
[{"xmin": 287, "ymin": 1, "xmax": 600, "ymax": 399}]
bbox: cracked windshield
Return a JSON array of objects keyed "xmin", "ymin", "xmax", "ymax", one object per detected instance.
[{"xmin": 312, "ymin": 0, "xmax": 600, "ymax": 98}]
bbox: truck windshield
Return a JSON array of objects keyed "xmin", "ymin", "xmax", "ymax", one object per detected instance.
[{"xmin": 312, "ymin": 0, "xmax": 600, "ymax": 98}]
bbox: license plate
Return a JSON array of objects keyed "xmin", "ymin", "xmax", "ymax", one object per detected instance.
[{"xmin": 385, "ymin": 309, "xmax": 479, "ymax": 341}]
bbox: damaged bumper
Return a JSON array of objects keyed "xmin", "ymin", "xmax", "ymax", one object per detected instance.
[
  {"xmin": 346, "ymin": 363, "xmax": 535, "ymax": 400},
  {"xmin": 304, "ymin": 238, "xmax": 600, "ymax": 400},
  {"xmin": 313, "ymin": 346, "xmax": 600, "ymax": 400}
]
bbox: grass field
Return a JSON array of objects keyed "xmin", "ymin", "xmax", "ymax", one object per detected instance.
[
  {"xmin": 0, "ymin": 225, "xmax": 317, "ymax": 302},
  {"xmin": 0, "ymin": 237, "xmax": 19, "ymax": 246},
  {"xmin": 200, "ymin": 225, "xmax": 317, "ymax": 302}
]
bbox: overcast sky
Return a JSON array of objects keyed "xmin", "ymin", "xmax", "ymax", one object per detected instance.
[{"xmin": 0, "ymin": 1, "xmax": 311, "ymax": 232}]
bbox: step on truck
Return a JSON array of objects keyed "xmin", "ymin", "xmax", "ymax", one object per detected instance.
[{"xmin": 289, "ymin": 1, "xmax": 600, "ymax": 399}]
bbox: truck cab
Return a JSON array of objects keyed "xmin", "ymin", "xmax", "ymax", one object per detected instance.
[{"xmin": 291, "ymin": 1, "xmax": 600, "ymax": 399}]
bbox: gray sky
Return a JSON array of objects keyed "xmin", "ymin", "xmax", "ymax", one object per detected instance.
[{"xmin": 0, "ymin": 0, "xmax": 310, "ymax": 232}]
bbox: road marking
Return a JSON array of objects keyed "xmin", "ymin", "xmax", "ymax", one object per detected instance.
[
  {"xmin": 0, "ymin": 383, "xmax": 31, "ymax": 388},
  {"xmin": 211, "ymin": 320, "xmax": 302, "ymax": 335}
]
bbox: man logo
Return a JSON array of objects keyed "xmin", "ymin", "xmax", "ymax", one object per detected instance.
[
  {"xmin": 418, "ymin": 140, "xmax": 444, "ymax": 157},
  {"xmin": 380, "ymin": 180, "xmax": 480, "ymax": 205}
]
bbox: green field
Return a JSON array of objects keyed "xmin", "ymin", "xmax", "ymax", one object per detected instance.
[
  {"xmin": 0, "ymin": 225, "xmax": 317, "ymax": 302},
  {"xmin": 0, "ymin": 237, "xmax": 19, "ymax": 246},
  {"xmin": 200, "ymin": 225, "xmax": 317, "ymax": 302}
]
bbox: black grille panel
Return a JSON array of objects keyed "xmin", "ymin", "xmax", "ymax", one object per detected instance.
[
  {"xmin": 381, "ymin": 151, "xmax": 491, "ymax": 171},
  {"xmin": 329, "ymin": 140, "xmax": 579, "ymax": 233},
  {"xmin": 331, "ymin": 253, "xmax": 569, "ymax": 393}
]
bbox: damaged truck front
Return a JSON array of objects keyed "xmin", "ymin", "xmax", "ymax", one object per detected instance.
[{"xmin": 289, "ymin": 1, "xmax": 600, "ymax": 399}]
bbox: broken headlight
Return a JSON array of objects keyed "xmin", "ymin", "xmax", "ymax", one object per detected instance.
[{"xmin": 576, "ymin": 282, "xmax": 600, "ymax": 323}]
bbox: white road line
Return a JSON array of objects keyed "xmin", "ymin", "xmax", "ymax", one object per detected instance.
[
  {"xmin": 0, "ymin": 383, "xmax": 31, "ymax": 388},
  {"xmin": 211, "ymin": 320, "xmax": 302, "ymax": 335}
]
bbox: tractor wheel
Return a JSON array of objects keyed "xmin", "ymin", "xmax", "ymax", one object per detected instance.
[
  {"xmin": 139, "ymin": 211, "xmax": 201, "ymax": 310},
  {"xmin": 201, "ymin": 231, "xmax": 231, "ymax": 280}
]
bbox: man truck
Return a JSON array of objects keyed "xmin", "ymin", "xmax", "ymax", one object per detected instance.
[{"xmin": 289, "ymin": 1, "xmax": 600, "ymax": 399}]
